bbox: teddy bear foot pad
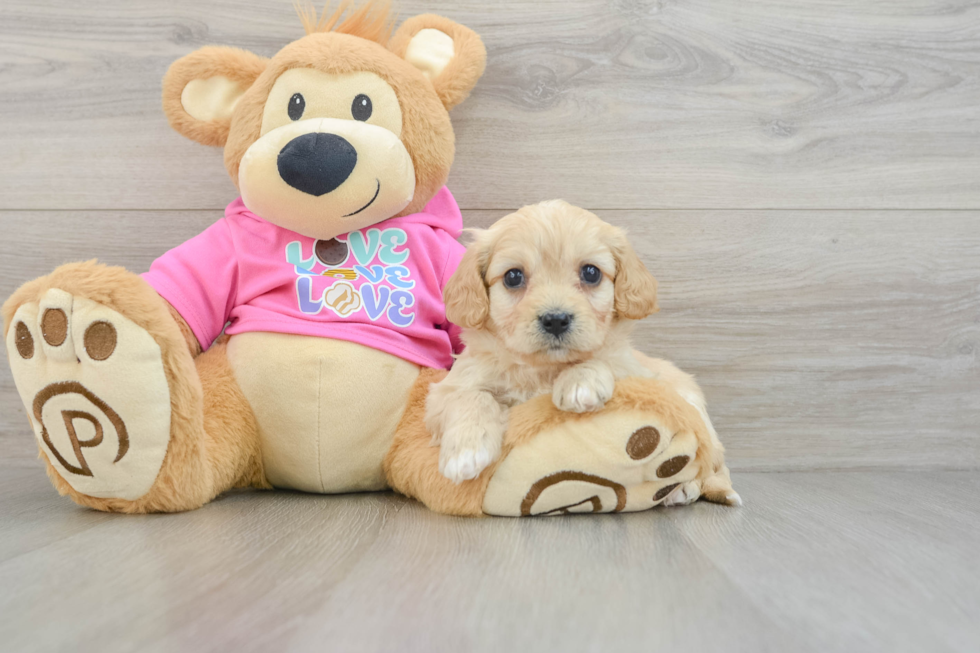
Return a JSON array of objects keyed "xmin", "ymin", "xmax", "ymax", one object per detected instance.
[
  {"xmin": 483, "ymin": 408, "xmax": 705, "ymax": 516},
  {"xmin": 6, "ymin": 288, "xmax": 172, "ymax": 500}
]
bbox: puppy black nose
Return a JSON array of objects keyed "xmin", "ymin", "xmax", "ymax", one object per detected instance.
[
  {"xmin": 539, "ymin": 312, "xmax": 572, "ymax": 337},
  {"xmin": 277, "ymin": 132, "xmax": 357, "ymax": 197}
]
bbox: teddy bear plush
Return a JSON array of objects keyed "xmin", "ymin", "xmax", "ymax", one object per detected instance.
[{"xmin": 2, "ymin": 3, "xmax": 738, "ymax": 516}]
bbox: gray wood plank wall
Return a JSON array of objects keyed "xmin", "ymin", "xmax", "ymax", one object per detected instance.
[{"xmin": 1, "ymin": 0, "xmax": 978, "ymax": 469}]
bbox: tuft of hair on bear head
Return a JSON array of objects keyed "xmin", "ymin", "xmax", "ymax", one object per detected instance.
[{"xmin": 293, "ymin": 0, "xmax": 396, "ymax": 44}]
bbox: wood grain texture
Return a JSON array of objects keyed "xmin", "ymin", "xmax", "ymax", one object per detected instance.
[
  {"xmin": 0, "ymin": 466, "xmax": 977, "ymax": 653},
  {"xmin": 1, "ymin": 0, "xmax": 979, "ymax": 210},
  {"xmin": 2, "ymin": 209, "xmax": 978, "ymax": 469}
]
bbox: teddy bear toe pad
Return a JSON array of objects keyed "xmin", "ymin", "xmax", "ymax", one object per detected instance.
[
  {"xmin": 6, "ymin": 289, "xmax": 172, "ymax": 500},
  {"xmin": 482, "ymin": 410, "xmax": 700, "ymax": 517}
]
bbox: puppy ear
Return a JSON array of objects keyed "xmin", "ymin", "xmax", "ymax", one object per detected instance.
[
  {"xmin": 389, "ymin": 15, "xmax": 487, "ymax": 110},
  {"xmin": 444, "ymin": 234, "xmax": 491, "ymax": 329},
  {"xmin": 609, "ymin": 227, "xmax": 659, "ymax": 320},
  {"xmin": 162, "ymin": 46, "xmax": 268, "ymax": 147}
]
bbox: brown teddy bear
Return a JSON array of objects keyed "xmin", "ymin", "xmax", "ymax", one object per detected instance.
[{"xmin": 2, "ymin": 3, "xmax": 738, "ymax": 516}]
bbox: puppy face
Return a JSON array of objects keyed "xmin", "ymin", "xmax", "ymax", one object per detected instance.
[{"xmin": 445, "ymin": 201, "xmax": 659, "ymax": 362}]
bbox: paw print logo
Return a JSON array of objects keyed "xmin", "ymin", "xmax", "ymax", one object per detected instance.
[
  {"xmin": 516, "ymin": 426, "xmax": 693, "ymax": 516},
  {"xmin": 323, "ymin": 282, "xmax": 361, "ymax": 317},
  {"xmin": 520, "ymin": 471, "xmax": 627, "ymax": 516}
]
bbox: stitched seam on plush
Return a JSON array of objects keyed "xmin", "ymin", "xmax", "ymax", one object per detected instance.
[{"xmin": 146, "ymin": 276, "xmax": 215, "ymax": 350}]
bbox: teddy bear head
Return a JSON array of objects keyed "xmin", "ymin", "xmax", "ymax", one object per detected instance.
[{"xmin": 162, "ymin": 2, "xmax": 485, "ymax": 239}]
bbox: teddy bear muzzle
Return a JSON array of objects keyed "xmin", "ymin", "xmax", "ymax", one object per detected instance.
[{"xmin": 238, "ymin": 117, "xmax": 416, "ymax": 241}]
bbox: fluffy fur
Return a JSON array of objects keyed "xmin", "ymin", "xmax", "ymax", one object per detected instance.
[
  {"xmin": 384, "ymin": 368, "xmax": 492, "ymax": 516},
  {"xmin": 388, "ymin": 14, "xmax": 488, "ymax": 110},
  {"xmin": 295, "ymin": 1, "xmax": 396, "ymax": 43},
  {"xmin": 161, "ymin": 46, "xmax": 269, "ymax": 148},
  {"xmin": 386, "ymin": 365, "xmax": 734, "ymax": 516},
  {"xmin": 427, "ymin": 201, "xmax": 666, "ymax": 483}
]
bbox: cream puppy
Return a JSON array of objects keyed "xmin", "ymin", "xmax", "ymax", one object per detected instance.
[{"xmin": 427, "ymin": 200, "xmax": 711, "ymax": 487}]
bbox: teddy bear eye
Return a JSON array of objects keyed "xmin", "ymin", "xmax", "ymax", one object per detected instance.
[
  {"xmin": 351, "ymin": 94, "xmax": 373, "ymax": 121},
  {"xmin": 503, "ymin": 269, "xmax": 525, "ymax": 289},
  {"xmin": 288, "ymin": 93, "xmax": 305, "ymax": 121},
  {"xmin": 580, "ymin": 264, "xmax": 602, "ymax": 285}
]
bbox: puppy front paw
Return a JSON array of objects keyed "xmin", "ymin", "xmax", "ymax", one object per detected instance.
[
  {"xmin": 439, "ymin": 426, "xmax": 503, "ymax": 484},
  {"xmin": 552, "ymin": 366, "xmax": 615, "ymax": 413},
  {"xmin": 663, "ymin": 481, "xmax": 700, "ymax": 507}
]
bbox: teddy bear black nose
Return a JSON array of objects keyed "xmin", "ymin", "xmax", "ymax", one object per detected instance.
[
  {"xmin": 277, "ymin": 132, "xmax": 358, "ymax": 197},
  {"xmin": 539, "ymin": 312, "xmax": 572, "ymax": 337}
]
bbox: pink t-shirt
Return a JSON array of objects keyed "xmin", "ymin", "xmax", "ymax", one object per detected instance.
[{"xmin": 143, "ymin": 187, "xmax": 466, "ymax": 369}]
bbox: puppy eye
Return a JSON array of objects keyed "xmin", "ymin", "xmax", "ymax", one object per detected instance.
[
  {"xmin": 288, "ymin": 93, "xmax": 305, "ymax": 121},
  {"xmin": 580, "ymin": 264, "xmax": 602, "ymax": 285},
  {"xmin": 503, "ymin": 268, "xmax": 525, "ymax": 289},
  {"xmin": 352, "ymin": 94, "xmax": 373, "ymax": 121}
]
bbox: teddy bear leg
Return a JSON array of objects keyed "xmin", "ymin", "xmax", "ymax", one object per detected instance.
[
  {"xmin": 193, "ymin": 337, "xmax": 269, "ymax": 498},
  {"xmin": 3, "ymin": 261, "xmax": 265, "ymax": 513},
  {"xmin": 387, "ymin": 369, "xmax": 744, "ymax": 516},
  {"xmin": 634, "ymin": 351, "xmax": 742, "ymax": 507}
]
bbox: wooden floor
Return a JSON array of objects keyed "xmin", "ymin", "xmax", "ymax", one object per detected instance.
[{"xmin": 1, "ymin": 465, "xmax": 977, "ymax": 652}]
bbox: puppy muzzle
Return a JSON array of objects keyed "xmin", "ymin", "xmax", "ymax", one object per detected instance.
[{"xmin": 538, "ymin": 312, "xmax": 573, "ymax": 339}]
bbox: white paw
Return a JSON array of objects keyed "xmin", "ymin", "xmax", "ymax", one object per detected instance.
[
  {"xmin": 6, "ymin": 289, "xmax": 172, "ymax": 500},
  {"xmin": 439, "ymin": 426, "xmax": 501, "ymax": 484},
  {"xmin": 663, "ymin": 481, "xmax": 700, "ymax": 507},
  {"xmin": 725, "ymin": 491, "xmax": 743, "ymax": 507},
  {"xmin": 552, "ymin": 368, "xmax": 614, "ymax": 413}
]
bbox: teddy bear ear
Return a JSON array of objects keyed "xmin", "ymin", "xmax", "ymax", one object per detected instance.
[
  {"xmin": 162, "ymin": 46, "xmax": 268, "ymax": 147},
  {"xmin": 389, "ymin": 14, "xmax": 487, "ymax": 110}
]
